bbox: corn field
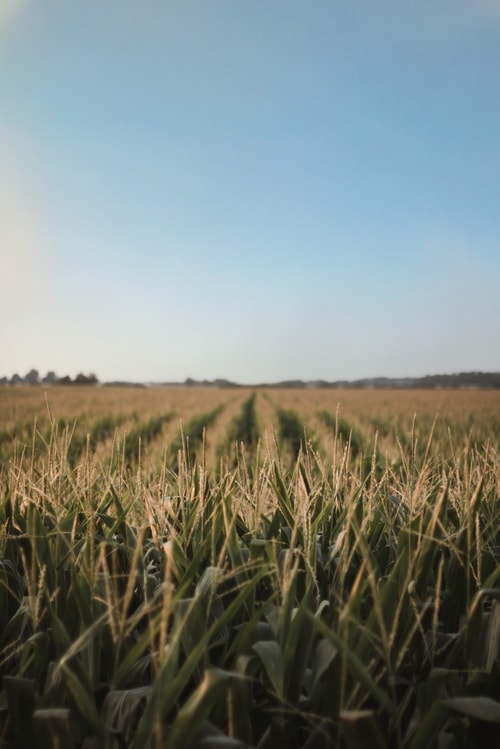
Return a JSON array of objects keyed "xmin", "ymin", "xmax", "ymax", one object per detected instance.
[{"xmin": 0, "ymin": 386, "xmax": 499, "ymax": 748}]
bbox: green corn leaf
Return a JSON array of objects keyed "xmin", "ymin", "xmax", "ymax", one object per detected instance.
[
  {"xmin": 226, "ymin": 598, "xmax": 274, "ymax": 658},
  {"xmin": 130, "ymin": 564, "xmax": 268, "ymax": 749},
  {"xmin": 407, "ymin": 701, "xmax": 450, "ymax": 749},
  {"xmin": 272, "ymin": 463, "xmax": 296, "ymax": 531},
  {"xmin": 252, "ymin": 640, "xmax": 284, "ymax": 700},
  {"xmin": 59, "ymin": 664, "xmax": 107, "ymax": 740},
  {"xmin": 443, "ymin": 697, "xmax": 500, "ymax": 724},
  {"xmin": 19, "ymin": 631, "xmax": 49, "ymax": 686},
  {"xmin": 311, "ymin": 638, "xmax": 338, "ymax": 691},
  {"xmin": 166, "ymin": 668, "xmax": 236, "ymax": 749},
  {"xmin": 416, "ymin": 668, "xmax": 462, "ymax": 713},
  {"xmin": 282, "ymin": 590, "xmax": 316, "ymax": 705},
  {"xmin": 101, "ymin": 686, "xmax": 151, "ymax": 744},
  {"xmin": 306, "ymin": 609, "xmax": 397, "ymax": 717}
]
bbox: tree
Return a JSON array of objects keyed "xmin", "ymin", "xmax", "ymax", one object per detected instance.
[
  {"xmin": 25, "ymin": 369, "xmax": 40, "ymax": 385},
  {"xmin": 74, "ymin": 373, "xmax": 98, "ymax": 385}
]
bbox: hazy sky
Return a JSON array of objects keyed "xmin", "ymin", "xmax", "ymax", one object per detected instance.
[{"xmin": 1, "ymin": 1, "xmax": 499, "ymax": 383}]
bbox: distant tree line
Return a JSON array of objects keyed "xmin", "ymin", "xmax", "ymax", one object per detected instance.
[
  {"xmin": 0, "ymin": 369, "xmax": 99, "ymax": 386},
  {"xmin": 180, "ymin": 373, "xmax": 500, "ymax": 390}
]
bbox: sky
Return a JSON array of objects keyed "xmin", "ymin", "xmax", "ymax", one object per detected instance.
[{"xmin": 1, "ymin": 0, "xmax": 499, "ymax": 384}]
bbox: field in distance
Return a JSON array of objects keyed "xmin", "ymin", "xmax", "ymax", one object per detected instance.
[{"xmin": 1, "ymin": 384, "xmax": 499, "ymax": 471}]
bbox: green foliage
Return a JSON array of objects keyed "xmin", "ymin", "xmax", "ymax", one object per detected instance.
[{"xmin": 0, "ymin": 406, "xmax": 499, "ymax": 748}]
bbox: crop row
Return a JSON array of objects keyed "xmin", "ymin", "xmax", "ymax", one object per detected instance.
[{"xmin": 3, "ymin": 388, "xmax": 499, "ymax": 476}]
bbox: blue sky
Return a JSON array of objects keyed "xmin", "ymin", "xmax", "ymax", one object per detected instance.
[{"xmin": 1, "ymin": 0, "xmax": 499, "ymax": 383}]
